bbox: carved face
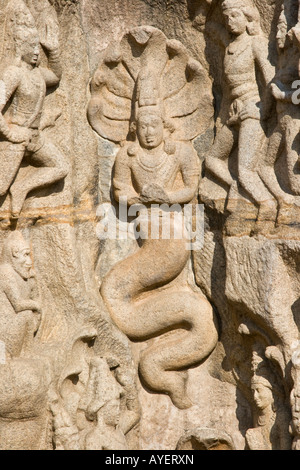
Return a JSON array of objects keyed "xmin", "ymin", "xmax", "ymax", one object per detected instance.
[
  {"xmin": 137, "ymin": 112, "xmax": 164, "ymax": 150},
  {"xmin": 20, "ymin": 35, "xmax": 40, "ymax": 66},
  {"xmin": 223, "ymin": 9, "xmax": 248, "ymax": 36},
  {"xmin": 276, "ymin": 21, "xmax": 287, "ymax": 50},
  {"xmin": 12, "ymin": 243, "xmax": 33, "ymax": 280},
  {"xmin": 252, "ymin": 383, "xmax": 273, "ymax": 411}
]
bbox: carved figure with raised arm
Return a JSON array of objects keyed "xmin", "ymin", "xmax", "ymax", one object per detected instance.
[
  {"xmin": 200, "ymin": 0, "xmax": 276, "ymax": 228},
  {"xmin": 0, "ymin": 0, "xmax": 68, "ymax": 218}
]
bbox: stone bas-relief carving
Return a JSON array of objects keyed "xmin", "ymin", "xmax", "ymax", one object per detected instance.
[
  {"xmin": 176, "ymin": 427, "xmax": 235, "ymax": 450},
  {"xmin": 0, "ymin": 231, "xmax": 49, "ymax": 450},
  {"xmin": 51, "ymin": 357, "xmax": 129, "ymax": 450},
  {"xmin": 2, "ymin": 0, "xmax": 300, "ymax": 451},
  {"xmin": 89, "ymin": 25, "xmax": 218, "ymax": 409},
  {"xmin": 0, "ymin": 0, "xmax": 68, "ymax": 219},
  {"xmin": 259, "ymin": 1, "xmax": 300, "ymax": 226},
  {"xmin": 244, "ymin": 348, "xmax": 291, "ymax": 450},
  {"xmin": 0, "ymin": 231, "xmax": 41, "ymax": 358},
  {"xmin": 201, "ymin": 0, "xmax": 277, "ymax": 234}
]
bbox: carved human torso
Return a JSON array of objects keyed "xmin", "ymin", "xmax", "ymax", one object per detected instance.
[
  {"xmin": 113, "ymin": 140, "xmax": 200, "ymax": 205},
  {"xmin": 130, "ymin": 147, "xmax": 182, "ymax": 194},
  {"xmin": 0, "ymin": 264, "xmax": 36, "ymax": 358},
  {"xmin": 224, "ymin": 34, "xmax": 259, "ymax": 102},
  {"xmin": 5, "ymin": 65, "xmax": 46, "ymax": 129}
]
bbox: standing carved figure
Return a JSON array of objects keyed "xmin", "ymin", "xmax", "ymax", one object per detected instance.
[
  {"xmin": 0, "ymin": 0, "xmax": 68, "ymax": 218},
  {"xmin": 258, "ymin": 3, "xmax": 300, "ymax": 224},
  {"xmin": 88, "ymin": 26, "xmax": 218, "ymax": 409},
  {"xmin": 202, "ymin": 0, "xmax": 276, "ymax": 223},
  {"xmin": 290, "ymin": 345, "xmax": 300, "ymax": 450}
]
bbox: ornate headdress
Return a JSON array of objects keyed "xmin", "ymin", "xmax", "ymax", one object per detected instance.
[
  {"xmin": 88, "ymin": 26, "xmax": 214, "ymax": 144},
  {"xmin": 250, "ymin": 349, "xmax": 283, "ymax": 407},
  {"xmin": 1, "ymin": 0, "xmax": 38, "ymax": 59}
]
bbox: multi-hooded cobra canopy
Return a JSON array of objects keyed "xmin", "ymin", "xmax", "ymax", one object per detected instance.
[{"xmin": 88, "ymin": 25, "xmax": 214, "ymax": 144}]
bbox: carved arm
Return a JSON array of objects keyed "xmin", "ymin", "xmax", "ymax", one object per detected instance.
[
  {"xmin": 113, "ymin": 148, "xmax": 141, "ymax": 206},
  {"xmin": 168, "ymin": 144, "xmax": 200, "ymax": 205},
  {"xmin": 252, "ymin": 36, "xmax": 276, "ymax": 119},
  {"xmin": 40, "ymin": 18, "xmax": 62, "ymax": 86},
  {"xmin": 40, "ymin": 47, "xmax": 62, "ymax": 87},
  {"xmin": 0, "ymin": 272, "xmax": 41, "ymax": 313}
]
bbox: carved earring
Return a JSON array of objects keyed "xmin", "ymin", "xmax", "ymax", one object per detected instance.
[
  {"xmin": 164, "ymin": 138, "xmax": 176, "ymax": 155},
  {"xmin": 127, "ymin": 144, "xmax": 139, "ymax": 157}
]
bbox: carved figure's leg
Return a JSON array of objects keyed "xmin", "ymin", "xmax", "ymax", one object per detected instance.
[
  {"xmin": 285, "ymin": 115, "xmax": 300, "ymax": 195},
  {"xmin": 9, "ymin": 136, "xmax": 69, "ymax": 217},
  {"xmin": 205, "ymin": 124, "xmax": 235, "ymax": 187},
  {"xmin": 0, "ymin": 142, "xmax": 26, "ymax": 197},
  {"xmin": 259, "ymin": 118, "xmax": 300, "ymax": 225},
  {"xmin": 258, "ymin": 123, "xmax": 292, "ymax": 205},
  {"xmin": 237, "ymin": 118, "xmax": 277, "ymax": 219}
]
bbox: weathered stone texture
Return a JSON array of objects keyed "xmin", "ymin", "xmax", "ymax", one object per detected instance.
[{"xmin": 0, "ymin": 0, "xmax": 300, "ymax": 451}]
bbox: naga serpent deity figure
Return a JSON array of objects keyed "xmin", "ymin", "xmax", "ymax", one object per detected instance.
[
  {"xmin": 0, "ymin": 0, "xmax": 68, "ymax": 218},
  {"xmin": 88, "ymin": 26, "xmax": 218, "ymax": 409}
]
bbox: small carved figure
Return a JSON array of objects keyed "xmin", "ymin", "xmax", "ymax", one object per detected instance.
[
  {"xmin": 246, "ymin": 374, "xmax": 276, "ymax": 450},
  {"xmin": 192, "ymin": 0, "xmax": 214, "ymax": 31},
  {"xmin": 202, "ymin": 0, "xmax": 276, "ymax": 223},
  {"xmin": 258, "ymin": 4, "xmax": 300, "ymax": 224},
  {"xmin": 290, "ymin": 345, "xmax": 300, "ymax": 450},
  {"xmin": 49, "ymin": 328, "xmax": 99, "ymax": 451},
  {"xmin": 83, "ymin": 358, "xmax": 128, "ymax": 451},
  {"xmin": 245, "ymin": 352, "xmax": 291, "ymax": 450},
  {"xmin": 84, "ymin": 359, "xmax": 128, "ymax": 450},
  {"xmin": 0, "ymin": 230, "xmax": 41, "ymax": 358},
  {"xmin": 111, "ymin": 359, "xmax": 141, "ymax": 436},
  {"xmin": 50, "ymin": 349, "xmax": 136, "ymax": 450},
  {"xmin": 0, "ymin": 0, "xmax": 68, "ymax": 218}
]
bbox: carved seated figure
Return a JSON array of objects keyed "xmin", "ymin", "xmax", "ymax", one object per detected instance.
[
  {"xmin": 113, "ymin": 105, "xmax": 200, "ymax": 209},
  {"xmin": 0, "ymin": 231, "xmax": 41, "ymax": 359},
  {"xmin": 0, "ymin": 231, "xmax": 50, "ymax": 450}
]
